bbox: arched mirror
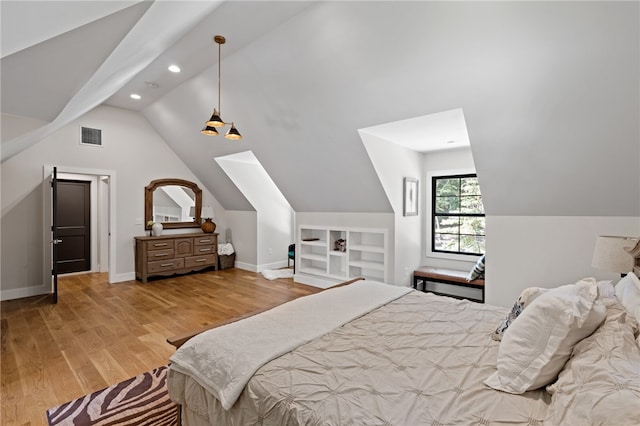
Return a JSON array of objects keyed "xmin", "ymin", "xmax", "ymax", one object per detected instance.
[{"xmin": 145, "ymin": 178, "xmax": 202, "ymax": 230}]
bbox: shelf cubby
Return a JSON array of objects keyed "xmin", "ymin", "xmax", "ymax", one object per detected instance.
[{"xmin": 297, "ymin": 226, "xmax": 387, "ymax": 285}]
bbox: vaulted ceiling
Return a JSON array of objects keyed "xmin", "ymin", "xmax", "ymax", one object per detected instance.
[{"xmin": 2, "ymin": 1, "xmax": 638, "ymax": 216}]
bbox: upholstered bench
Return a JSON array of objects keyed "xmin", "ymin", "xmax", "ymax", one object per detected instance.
[{"xmin": 413, "ymin": 266, "xmax": 485, "ymax": 303}]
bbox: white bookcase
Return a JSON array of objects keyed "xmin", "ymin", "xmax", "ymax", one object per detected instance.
[{"xmin": 297, "ymin": 226, "xmax": 387, "ymax": 284}]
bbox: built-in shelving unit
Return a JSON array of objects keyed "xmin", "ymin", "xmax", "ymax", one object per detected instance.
[{"xmin": 297, "ymin": 226, "xmax": 387, "ymax": 286}]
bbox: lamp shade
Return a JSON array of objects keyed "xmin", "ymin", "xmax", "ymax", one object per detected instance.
[
  {"xmin": 224, "ymin": 123, "xmax": 242, "ymax": 140},
  {"xmin": 206, "ymin": 109, "xmax": 225, "ymax": 127},
  {"xmin": 201, "ymin": 125, "xmax": 218, "ymax": 136},
  {"xmin": 201, "ymin": 206, "xmax": 214, "ymax": 219},
  {"xmin": 591, "ymin": 235, "xmax": 638, "ymax": 273}
]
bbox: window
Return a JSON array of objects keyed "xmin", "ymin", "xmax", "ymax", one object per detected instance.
[{"xmin": 432, "ymin": 174, "xmax": 485, "ymax": 255}]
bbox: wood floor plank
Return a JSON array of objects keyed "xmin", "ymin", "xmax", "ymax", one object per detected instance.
[
  {"xmin": 89, "ymin": 348, "xmax": 131, "ymax": 386},
  {"xmin": 60, "ymin": 346, "xmax": 109, "ymax": 394},
  {"xmin": 1, "ymin": 268, "xmax": 319, "ymax": 425}
]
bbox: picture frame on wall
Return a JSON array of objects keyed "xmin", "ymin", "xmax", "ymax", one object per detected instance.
[{"xmin": 403, "ymin": 177, "xmax": 418, "ymax": 216}]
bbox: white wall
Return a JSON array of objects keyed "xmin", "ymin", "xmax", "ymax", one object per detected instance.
[
  {"xmin": 224, "ymin": 210, "xmax": 257, "ymax": 271},
  {"xmin": 216, "ymin": 152, "xmax": 293, "ymax": 272},
  {"xmin": 0, "ymin": 114, "xmax": 48, "ymax": 141},
  {"xmin": 0, "ymin": 106, "xmax": 228, "ymax": 300},
  {"xmin": 360, "ymin": 132, "xmax": 422, "ymax": 286},
  {"xmin": 487, "ymin": 216, "xmax": 640, "ymax": 307}
]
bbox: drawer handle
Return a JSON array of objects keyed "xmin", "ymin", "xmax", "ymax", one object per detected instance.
[
  {"xmin": 160, "ymin": 263, "xmax": 173, "ymax": 267},
  {"xmin": 195, "ymin": 259, "xmax": 207, "ymax": 263},
  {"xmin": 153, "ymin": 243, "xmax": 168, "ymax": 247},
  {"xmin": 199, "ymin": 248, "xmax": 211, "ymax": 252},
  {"xmin": 154, "ymin": 253, "xmax": 168, "ymax": 257},
  {"xmin": 199, "ymin": 239, "xmax": 211, "ymax": 243}
]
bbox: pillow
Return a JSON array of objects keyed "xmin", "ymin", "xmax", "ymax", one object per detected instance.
[
  {"xmin": 485, "ymin": 278, "xmax": 607, "ymax": 394},
  {"xmin": 491, "ymin": 286, "xmax": 548, "ymax": 341},
  {"xmin": 597, "ymin": 279, "xmax": 615, "ymax": 299},
  {"xmin": 467, "ymin": 254, "xmax": 485, "ymax": 281},
  {"xmin": 615, "ymin": 272, "xmax": 640, "ymax": 325},
  {"xmin": 545, "ymin": 298, "xmax": 640, "ymax": 425}
]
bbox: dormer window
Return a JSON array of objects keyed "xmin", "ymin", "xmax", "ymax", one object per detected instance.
[{"xmin": 432, "ymin": 174, "xmax": 485, "ymax": 256}]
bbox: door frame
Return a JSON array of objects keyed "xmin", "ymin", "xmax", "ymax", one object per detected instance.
[{"xmin": 43, "ymin": 166, "xmax": 116, "ymax": 286}]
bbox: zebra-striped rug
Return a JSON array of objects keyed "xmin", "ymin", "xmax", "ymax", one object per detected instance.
[{"xmin": 46, "ymin": 365, "xmax": 178, "ymax": 425}]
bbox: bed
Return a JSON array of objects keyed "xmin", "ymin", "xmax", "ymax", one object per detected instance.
[{"xmin": 167, "ymin": 275, "xmax": 640, "ymax": 425}]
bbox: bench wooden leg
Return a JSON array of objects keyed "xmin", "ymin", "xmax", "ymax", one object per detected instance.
[{"xmin": 413, "ymin": 276, "xmax": 424, "ymax": 291}]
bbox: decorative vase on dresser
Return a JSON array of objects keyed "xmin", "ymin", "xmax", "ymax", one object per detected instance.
[
  {"xmin": 201, "ymin": 218, "xmax": 216, "ymax": 233},
  {"xmin": 151, "ymin": 222, "xmax": 163, "ymax": 236},
  {"xmin": 134, "ymin": 233, "xmax": 218, "ymax": 282}
]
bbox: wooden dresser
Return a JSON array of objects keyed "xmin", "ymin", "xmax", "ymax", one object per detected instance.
[{"xmin": 134, "ymin": 233, "xmax": 218, "ymax": 283}]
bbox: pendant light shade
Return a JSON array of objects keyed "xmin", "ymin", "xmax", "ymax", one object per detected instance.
[
  {"xmin": 224, "ymin": 123, "xmax": 242, "ymax": 140},
  {"xmin": 200, "ymin": 125, "xmax": 218, "ymax": 136},
  {"xmin": 206, "ymin": 109, "xmax": 225, "ymax": 127},
  {"xmin": 201, "ymin": 35, "xmax": 242, "ymax": 140}
]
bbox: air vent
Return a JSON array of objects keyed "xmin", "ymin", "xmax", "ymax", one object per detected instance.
[{"xmin": 80, "ymin": 127, "xmax": 102, "ymax": 146}]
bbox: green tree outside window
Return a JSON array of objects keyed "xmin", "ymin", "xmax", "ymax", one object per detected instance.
[{"xmin": 432, "ymin": 174, "xmax": 485, "ymax": 255}]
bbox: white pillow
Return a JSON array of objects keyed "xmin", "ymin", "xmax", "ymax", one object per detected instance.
[
  {"xmin": 485, "ymin": 278, "xmax": 607, "ymax": 394},
  {"xmin": 615, "ymin": 272, "xmax": 640, "ymax": 325},
  {"xmin": 545, "ymin": 299, "xmax": 640, "ymax": 425},
  {"xmin": 491, "ymin": 286, "xmax": 548, "ymax": 341}
]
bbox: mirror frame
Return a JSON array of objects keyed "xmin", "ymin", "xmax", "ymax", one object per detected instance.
[{"xmin": 145, "ymin": 178, "xmax": 202, "ymax": 230}]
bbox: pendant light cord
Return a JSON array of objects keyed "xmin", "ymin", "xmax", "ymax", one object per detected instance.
[{"xmin": 218, "ymin": 40, "xmax": 221, "ymax": 115}]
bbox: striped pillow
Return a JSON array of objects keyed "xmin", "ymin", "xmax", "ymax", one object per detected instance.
[
  {"xmin": 467, "ymin": 254, "xmax": 485, "ymax": 281},
  {"xmin": 492, "ymin": 287, "xmax": 548, "ymax": 341}
]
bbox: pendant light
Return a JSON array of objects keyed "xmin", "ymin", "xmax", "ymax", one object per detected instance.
[{"xmin": 201, "ymin": 35, "xmax": 242, "ymax": 140}]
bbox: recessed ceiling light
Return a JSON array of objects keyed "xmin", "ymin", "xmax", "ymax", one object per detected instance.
[
  {"xmin": 130, "ymin": 93, "xmax": 141, "ymax": 100},
  {"xmin": 168, "ymin": 65, "xmax": 181, "ymax": 73}
]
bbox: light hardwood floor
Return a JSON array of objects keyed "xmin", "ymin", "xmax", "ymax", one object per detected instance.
[{"xmin": 1, "ymin": 268, "xmax": 320, "ymax": 426}]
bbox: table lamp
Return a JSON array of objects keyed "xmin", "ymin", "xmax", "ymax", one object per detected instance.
[{"xmin": 591, "ymin": 235, "xmax": 638, "ymax": 277}]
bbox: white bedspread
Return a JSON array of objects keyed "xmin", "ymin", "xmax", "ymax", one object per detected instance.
[{"xmin": 168, "ymin": 280, "xmax": 411, "ymax": 410}]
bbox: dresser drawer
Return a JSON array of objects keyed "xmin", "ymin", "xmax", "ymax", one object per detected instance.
[
  {"xmin": 146, "ymin": 239, "xmax": 173, "ymax": 250},
  {"xmin": 193, "ymin": 245, "xmax": 215, "ymax": 255},
  {"xmin": 194, "ymin": 236, "xmax": 216, "ymax": 246},
  {"xmin": 185, "ymin": 254, "xmax": 216, "ymax": 268},
  {"xmin": 148, "ymin": 258, "xmax": 184, "ymax": 273},
  {"xmin": 146, "ymin": 248, "xmax": 174, "ymax": 260}
]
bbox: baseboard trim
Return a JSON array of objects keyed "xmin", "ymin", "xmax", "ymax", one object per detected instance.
[
  {"xmin": 1, "ymin": 284, "xmax": 49, "ymax": 301},
  {"xmin": 293, "ymin": 274, "xmax": 341, "ymax": 289},
  {"xmin": 233, "ymin": 261, "xmax": 257, "ymax": 272},
  {"xmin": 257, "ymin": 261, "xmax": 288, "ymax": 273},
  {"xmin": 110, "ymin": 272, "xmax": 136, "ymax": 283}
]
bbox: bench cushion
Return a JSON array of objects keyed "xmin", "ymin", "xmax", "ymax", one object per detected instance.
[{"xmin": 414, "ymin": 266, "xmax": 485, "ymax": 286}]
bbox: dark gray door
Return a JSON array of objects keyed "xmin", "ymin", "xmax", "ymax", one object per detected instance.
[{"xmin": 56, "ymin": 179, "xmax": 91, "ymax": 274}]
